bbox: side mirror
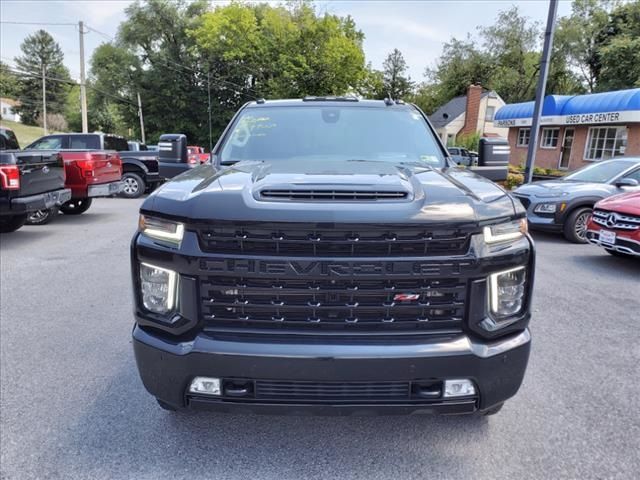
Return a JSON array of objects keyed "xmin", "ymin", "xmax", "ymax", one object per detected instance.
[{"xmin": 615, "ymin": 178, "xmax": 639, "ymax": 188}]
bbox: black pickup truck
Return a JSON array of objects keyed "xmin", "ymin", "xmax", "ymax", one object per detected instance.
[
  {"xmin": 26, "ymin": 133, "xmax": 161, "ymax": 199},
  {"xmin": 0, "ymin": 145, "xmax": 71, "ymax": 233},
  {"xmin": 132, "ymin": 98, "xmax": 534, "ymax": 416}
]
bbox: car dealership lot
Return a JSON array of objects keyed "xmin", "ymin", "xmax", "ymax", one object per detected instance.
[{"xmin": 1, "ymin": 198, "xmax": 638, "ymax": 480}]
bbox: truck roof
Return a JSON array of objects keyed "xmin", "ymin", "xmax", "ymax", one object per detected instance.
[{"xmin": 246, "ymin": 98, "xmax": 412, "ymax": 109}]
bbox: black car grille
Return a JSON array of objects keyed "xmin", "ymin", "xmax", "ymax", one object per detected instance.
[
  {"xmin": 254, "ymin": 380, "xmax": 411, "ymax": 402},
  {"xmin": 200, "ymin": 275, "xmax": 466, "ymax": 333},
  {"xmin": 196, "ymin": 223, "xmax": 471, "ymax": 257}
]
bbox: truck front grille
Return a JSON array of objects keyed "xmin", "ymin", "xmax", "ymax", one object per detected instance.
[
  {"xmin": 255, "ymin": 380, "xmax": 411, "ymax": 402},
  {"xmin": 200, "ymin": 276, "xmax": 466, "ymax": 333},
  {"xmin": 196, "ymin": 222, "xmax": 470, "ymax": 257}
]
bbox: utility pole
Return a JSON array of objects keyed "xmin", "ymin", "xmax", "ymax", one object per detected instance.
[
  {"xmin": 137, "ymin": 92, "xmax": 146, "ymax": 144},
  {"xmin": 79, "ymin": 20, "xmax": 88, "ymax": 133},
  {"xmin": 524, "ymin": 0, "xmax": 558, "ymax": 184},
  {"xmin": 41, "ymin": 63, "xmax": 47, "ymax": 135},
  {"xmin": 207, "ymin": 70, "xmax": 213, "ymax": 153}
]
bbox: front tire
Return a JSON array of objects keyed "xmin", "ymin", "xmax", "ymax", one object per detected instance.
[
  {"xmin": 0, "ymin": 214, "xmax": 28, "ymax": 233},
  {"xmin": 119, "ymin": 172, "xmax": 146, "ymax": 199},
  {"xmin": 59, "ymin": 198, "xmax": 93, "ymax": 215},
  {"xmin": 563, "ymin": 207, "xmax": 592, "ymax": 243},
  {"xmin": 26, "ymin": 208, "xmax": 58, "ymax": 225}
]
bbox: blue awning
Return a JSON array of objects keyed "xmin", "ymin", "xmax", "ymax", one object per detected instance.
[{"xmin": 495, "ymin": 88, "xmax": 640, "ymax": 122}]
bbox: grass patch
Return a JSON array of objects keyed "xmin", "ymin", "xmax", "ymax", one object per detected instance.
[{"xmin": 0, "ymin": 119, "xmax": 64, "ymax": 147}]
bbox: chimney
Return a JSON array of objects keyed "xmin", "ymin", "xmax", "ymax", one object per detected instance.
[{"xmin": 459, "ymin": 84, "xmax": 483, "ymax": 137}]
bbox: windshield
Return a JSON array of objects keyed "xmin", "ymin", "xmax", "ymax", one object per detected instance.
[
  {"xmin": 219, "ymin": 105, "xmax": 445, "ymax": 167},
  {"xmin": 563, "ymin": 159, "xmax": 636, "ymax": 183}
]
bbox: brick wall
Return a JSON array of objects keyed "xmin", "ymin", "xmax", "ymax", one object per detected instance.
[
  {"xmin": 507, "ymin": 123, "xmax": 640, "ymax": 171},
  {"xmin": 458, "ymin": 85, "xmax": 483, "ymax": 137}
]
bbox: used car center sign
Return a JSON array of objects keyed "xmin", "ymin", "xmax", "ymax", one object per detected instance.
[{"xmin": 495, "ymin": 110, "xmax": 640, "ymax": 128}]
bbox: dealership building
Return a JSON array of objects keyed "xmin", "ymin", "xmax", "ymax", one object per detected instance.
[{"xmin": 494, "ymin": 88, "xmax": 640, "ymax": 171}]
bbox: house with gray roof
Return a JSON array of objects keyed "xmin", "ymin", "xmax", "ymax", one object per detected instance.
[{"xmin": 428, "ymin": 85, "xmax": 508, "ymax": 145}]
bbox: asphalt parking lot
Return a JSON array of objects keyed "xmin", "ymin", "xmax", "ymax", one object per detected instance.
[{"xmin": 1, "ymin": 198, "xmax": 639, "ymax": 480}]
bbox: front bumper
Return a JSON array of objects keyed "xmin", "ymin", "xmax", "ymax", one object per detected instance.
[
  {"xmin": 0, "ymin": 188, "xmax": 72, "ymax": 215},
  {"xmin": 133, "ymin": 326, "xmax": 531, "ymax": 415},
  {"xmin": 87, "ymin": 181, "xmax": 123, "ymax": 197},
  {"xmin": 586, "ymin": 228, "xmax": 640, "ymax": 256}
]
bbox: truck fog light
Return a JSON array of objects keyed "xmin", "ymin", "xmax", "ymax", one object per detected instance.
[
  {"xmin": 189, "ymin": 377, "xmax": 221, "ymax": 396},
  {"xmin": 140, "ymin": 263, "xmax": 178, "ymax": 314},
  {"xmin": 444, "ymin": 379, "xmax": 476, "ymax": 398}
]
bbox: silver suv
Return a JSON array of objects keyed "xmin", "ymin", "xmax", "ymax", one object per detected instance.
[{"xmin": 513, "ymin": 158, "xmax": 640, "ymax": 243}]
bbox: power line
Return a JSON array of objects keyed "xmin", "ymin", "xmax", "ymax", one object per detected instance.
[{"xmin": 0, "ymin": 21, "xmax": 77, "ymax": 26}]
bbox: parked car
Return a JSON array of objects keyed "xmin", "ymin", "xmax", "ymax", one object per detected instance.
[
  {"xmin": 187, "ymin": 145, "xmax": 210, "ymax": 164},
  {"xmin": 0, "ymin": 126, "xmax": 20, "ymax": 150},
  {"xmin": 447, "ymin": 147, "xmax": 473, "ymax": 166},
  {"xmin": 24, "ymin": 135, "xmax": 123, "ymax": 220},
  {"xmin": 586, "ymin": 191, "xmax": 640, "ymax": 258},
  {"xmin": 0, "ymin": 149, "xmax": 71, "ymax": 232},
  {"xmin": 26, "ymin": 133, "xmax": 161, "ymax": 199},
  {"xmin": 132, "ymin": 97, "xmax": 534, "ymax": 416},
  {"xmin": 512, "ymin": 158, "xmax": 640, "ymax": 243}
]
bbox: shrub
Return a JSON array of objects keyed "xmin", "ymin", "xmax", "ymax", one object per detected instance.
[
  {"xmin": 36, "ymin": 113, "xmax": 68, "ymax": 132},
  {"xmin": 505, "ymin": 172, "xmax": 524, "ymax": 190},
  {"xmin": 454, "ymin": 132, "xmax": 481, "ymax": 151}
]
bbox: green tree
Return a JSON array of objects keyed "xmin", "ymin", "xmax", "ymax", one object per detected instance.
[
  {"xmin": 381, "ymin": 49, "xmax": 413, "ymax": 99},
  {"xmin": 479, "ymin": 6, "xmax": 542, "ymax": 103},
  {"xmin": 14, "ymin": 30, "xmax": 71, "ymax": 125},
  {"xmin": 0, "ymin": 62, "xmax": 20, "ymax": 99},
  {"xmin": 594, "ymin": 1, "xmax": 640, "ymax": 91},
  {"xmin": 554, "ymin": 0, "xmax": 614, "ymax": 92},
  {"xmin": 425, "ymin": 37, "xmax": 494, "ymax": 103}
]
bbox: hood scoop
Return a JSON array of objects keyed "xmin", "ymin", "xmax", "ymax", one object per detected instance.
[{"xmin": 259, "ymin": 188, "xmax": 409, "ymax": 202}]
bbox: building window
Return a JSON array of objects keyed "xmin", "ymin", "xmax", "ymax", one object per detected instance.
[
  {"xmin": 517, "ymin": 128, "xmax": 530, "ymax": 147},
  {"xmin": 540, "ymin": 128, "xmax": 560, "ymax": 148},
  {"xmin": 485, "ymin": 106, "xmax": 495, "ymax": 121},
  {"xmin": 584, "ymin": 127, "xmax": 627, "ymax": 161}
]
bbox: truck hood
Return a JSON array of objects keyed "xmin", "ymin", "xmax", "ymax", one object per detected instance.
[
  {"xmin": 596, "ymin": 191, "xmax": 640, "ymax": 216},
  {"xmin": 143, "ymin": 160, "xmax": 518, "ymax": 226}
]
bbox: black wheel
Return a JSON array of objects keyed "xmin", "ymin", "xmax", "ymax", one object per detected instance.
[
  {"xmin": 156, "ymin": 398, "xmax": 177, "ymax": 411},
  {"xmin": 0, "ymin": 214, "xmax": 28, "ymax": 233},
  {"xmin": 120, "ymin": 172, "xmax": 146, "ymax": 199},
  {"xmin": 562, "ymin": 207, "xmax": 592, "ymax": 243},
  {"xmin": 59, "ymin": 198, "xmax": 93, "ymax": 215},
  {"xmin": 26, "ymin": 208, "xmax": 58, "ymax": 225},
  {"xmin": 481, "ymin": 403, "xmax": 504, "ymax": 416},
  {"xmin": 605, "ymin": 248, "xmax": 633, "ymax": 258}
]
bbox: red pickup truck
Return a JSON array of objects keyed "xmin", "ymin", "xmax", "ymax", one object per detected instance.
[{"xmin": 24, "ymin": 135, "xmax": 123, "ymax": 221}]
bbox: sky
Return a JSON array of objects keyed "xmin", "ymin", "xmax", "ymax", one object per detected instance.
[{"xmin": 0, "ymin": 0, "xmax": 573, "ymax": 84}]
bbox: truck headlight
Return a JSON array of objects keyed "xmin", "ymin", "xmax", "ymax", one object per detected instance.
[
  {"xmin": 483, "ymin": 218, "xmax": 527, "ymax": 244},
  {"xmin": 140, "ymin": 263, "xmax": 178, "ymax": 314},
  {"xmin": 139, "ymin": 214, "xmax": 184, "ymax": 246},
  {"xmin": 481, "ymin": 266, "xmax": 527, "ymax": 331},
  {"xmin": 533, "ymin": 203, "xmax": 557, "ymax": 214}
]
